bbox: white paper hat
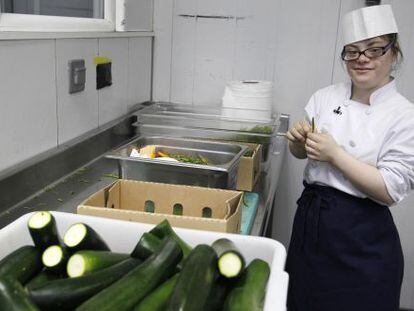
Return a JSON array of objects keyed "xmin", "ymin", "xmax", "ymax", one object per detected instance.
[{"xmin": 342, "ymin": 5, "xmax": 398, "ymax": 45}]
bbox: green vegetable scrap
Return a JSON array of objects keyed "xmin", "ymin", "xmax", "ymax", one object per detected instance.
[
  {"xmin": 243, "ymin": 148, "xmax": 254, "ymax": 157},
  {"xmin": 248, "ymin": 125, "xmax": 273, "ymax": 134},
  {"xmin": 170, "ymin": 154, "xmax": 210, "ymax": 165}
]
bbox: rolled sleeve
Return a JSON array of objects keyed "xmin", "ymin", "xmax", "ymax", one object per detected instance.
[{"xmin": 378, "ymin": 124, "xmax": 414, "ymax": 203}]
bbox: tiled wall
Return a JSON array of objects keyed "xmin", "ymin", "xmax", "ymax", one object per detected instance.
[{"xmin": 0, "ymin": 36, "xmax": 152, "ymax": 173}]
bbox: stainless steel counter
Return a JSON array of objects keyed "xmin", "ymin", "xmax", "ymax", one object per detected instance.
[{"xmin": 0, "ymin": 109, "xmax": 289, "ymax": 237}]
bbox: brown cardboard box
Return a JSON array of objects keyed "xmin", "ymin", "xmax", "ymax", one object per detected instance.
[
  {"xmin": 77, "ymin": 179, "xmax": 243, "ymax": 233},
  {"xmin": 236, "ymin": 143, "xmax": 262, "ymax": 191}
]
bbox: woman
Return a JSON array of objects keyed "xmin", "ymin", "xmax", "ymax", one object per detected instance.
[{"xmin": 285, "ymin": 5, "xmax": 414, "ymax": 311}]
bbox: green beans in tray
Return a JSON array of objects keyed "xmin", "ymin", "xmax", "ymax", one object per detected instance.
[
  {"xmin": 0, "ymin": 213, "xmax": 272, "ymax": 310},
  {"xmin": 170, "ymin": 154, "xmax": 210, "ymax": 165}
]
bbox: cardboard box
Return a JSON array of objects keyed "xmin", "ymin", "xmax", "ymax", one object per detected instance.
[
  {"xmin": 236, "ymin": 143, "xmax": 262, "ymax": 191},
  {"xmin": 77, "ymin": 179, "xmax": 243, "ymax": 233},
  {"xmin": 0, "ymin": 212, "xmax": 289, "ymax": 311}
]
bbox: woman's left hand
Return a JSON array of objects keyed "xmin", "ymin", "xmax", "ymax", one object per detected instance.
[{"xmin": 305, "ymin": 132, "xmax": 342, "ymax": 162}]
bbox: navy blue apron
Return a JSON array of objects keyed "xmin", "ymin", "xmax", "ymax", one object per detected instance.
[{"xmin": 286, "ymin": 182, "xmax": 404, "ymax": 311}]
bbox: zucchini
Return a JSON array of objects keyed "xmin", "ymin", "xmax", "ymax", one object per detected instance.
[
  {"xmin": 149, "ymin": 220, "xmax": 192, "ymax": 257},
  {"xmin": 167, "ymin": 244, "xmax": 218, "ymax": 311},
  {"xmin": 223, "ymin": 259, "xmax": 270, "ymax": 311},
  {"xmin": 131, "ymin": 232, "xmax": 162, "ymax": 259},
  {"xmin": 25, "ymin": 270, "xmax": 59, "ymax": 291},
  {"xmin": 77, "ymin": 237, "xmax": 182, "ymax": 311},
  {"xmin": 29, "ymin": 258, "xmax": 141, "ymax": 311},
  {"xmin": 67, "ymin": 250, "xmax": 129, "ymax": 277},
  {"xmin": 132, "ymin": 274, "xmax": 179, "ymax": 311},
  {"xmin": 212, "ymin": 238, "xmax": 245, "ymax": 278},
  {"xmin": 0, "ymin": 245, "xmax": 42, "ymax": 284},
  {"xmin": 42, "ymin": 245, "xmax": 68, "ymax": 275},
  {"xmin": 28, "ymin": 211, "xmax": 60, "ymax": 251},
  {"xmin": 0, "ymin": 277, "xmax": 40, "ymax": 311},
  {"xmin": 204, "ymin": 277, "xmax": 234, "ymax": 311},
  {"xmin": 131, "ymin": 233, "xmax": 183, "ymax": 271},
  {"xmin": 63, "ymin": 223, "xmax": 110, "ymax": 252}
]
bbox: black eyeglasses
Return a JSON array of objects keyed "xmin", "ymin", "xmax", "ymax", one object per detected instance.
[{"xmin": 341, "ymin": 38, "xmax": 395, "ymax": 61}]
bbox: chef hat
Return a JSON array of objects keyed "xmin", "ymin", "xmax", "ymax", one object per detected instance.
[{"xmin": 342, "ymin": 4, "xmax": 398, "ymax": 45}]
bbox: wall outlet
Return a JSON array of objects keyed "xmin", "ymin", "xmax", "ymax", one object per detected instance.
[{"xmin": 69, "ymin": 59, "xmax": 86, "ymax": 94}]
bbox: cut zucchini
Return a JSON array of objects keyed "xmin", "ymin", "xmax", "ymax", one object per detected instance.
[
  {"xmin": 212, "ymin": 238, "xmax": 245, "ymax": 278},
  {"xmin": 132, "ymin": 274, "xmax": 179, "ymax": 311},
  {"xmin": 28, "ymin": 258, "xmax": 141, "ymax": 311},
  {"xmin": 77, "ymin": 237, "xmax": 182, "ymax": 311},
  {"xmin": 167, "ymin": 244, "xmax": 218, "ymax": 311},
  {"xmin": 28, "ymin": 211, "xmax": 60, "ymax": 251},
  {"xmin": 149, "ymin": 220, "xmax": 192, "ymax": 258},
  {"xmin": 67, "ymin": 251, "xmax": 129, "ymax": 277},
  {"xmin": 0, "ymin": 245, "xmax": 42, "ymax": 284},
  {"xmin": 131, "ymin": 233, "xmax": 163, "ymax": 260},
  {"xmin": 223, "ymin": 259, "xmax": 270, "ymax": 311},
  {"xmin": 0, "ymin": 277, "xmax": 40, "ymax": 311},
  {"xmin": 42, "ymin": 245, "xmax": 68, "ymax": 275},
  {"xmin": 63, "ymin": 223, "xmax": 109, "ymax": 252}
]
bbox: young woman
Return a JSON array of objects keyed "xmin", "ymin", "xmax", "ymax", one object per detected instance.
[{"xmin": 285, "ymin": 5, "xmax": 414, "ymax": 311}]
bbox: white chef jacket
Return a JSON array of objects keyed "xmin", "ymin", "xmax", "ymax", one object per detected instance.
[{"xmin": 304, "ymin": 79, "xmax": 414, "ymax": 204}]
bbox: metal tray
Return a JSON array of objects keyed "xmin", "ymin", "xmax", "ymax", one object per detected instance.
[
  {"xmin": 106, "ymin": 136, "xmax": 247, "ymax": 189},
  {"xmin": 136, "ymin": 102, "xmax": 279, "ymax": 133},
  {"xmin": 134, "ymin": 123, "xmax": 276, "ymax": 163}
]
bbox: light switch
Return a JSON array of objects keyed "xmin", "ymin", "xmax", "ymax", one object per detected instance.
[{"xmin": 69, "ymin": 59, "xmax": 86, "ymax": 94}]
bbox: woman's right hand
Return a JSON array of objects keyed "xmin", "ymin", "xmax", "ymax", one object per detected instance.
[{"xmin": 286, "ymin": 120, "xmax": 312, "ymax": 144}]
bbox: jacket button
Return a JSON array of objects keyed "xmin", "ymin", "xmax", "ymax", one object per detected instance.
[
  {"xmin": 365, "ymin": 109, "xmax": 372, "ymax": 115},
  {"xmin": 349, "ymin": 140, "xmax": 356, "ymax": 147}
]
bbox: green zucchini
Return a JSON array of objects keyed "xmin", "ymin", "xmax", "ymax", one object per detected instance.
[
  {"xmin": 223, "ymin": 259, "xmax": 270, "ymax": 311},
  {"xmin": 0, "ymin": 245, "xmax": 42, "ymax": 284},
  {"xmin": 212, "ymin": 238, "xmax": 245, "ymax": 278},
  {"xmin": 63, "ymin": 223, "xmax": 110, "ymax": 252},
  {"xmin": 131, "ymin": 232, "xmax": 163, "ymax": 259},
  {"xmin": 0, "ymin": 277, "xmax": 40, "ymax": 311},
  {"xmin": 25, "ymin": 270, "xmax": 59, "ymax": 291},
  {"xmin": 149, "ymin": 220, "xmax": 192, "ymax": 257},
  {"xmin": 42, "ymin": 245, "xmax": 68, "ymax": 275},
  {"xmin": 28, "ymin": 211, "xmax": 60, "ymax": 251},
  {"xmin": 29, "ymin": 258, "xmax": 141, "ymax": 311},
  {"xmin": 77, "ymin": 237, "xmax": 182, "ymax": 311},
  {"xmin": 131, "ymin": 233, "xmax": 184, "ymax": 271},
  {"xmin": 67, "ymin": 250, "xmax": 129, "ymax": 277},
  {"xmin": 132, "ymin": 274, "xmax": 179, "ymax": 311},
  {"xmin": 167, "ymin": 244, "xmax": 218, "ymax": 311},
  {"xmin": 204, "ymin": 277, "xmax": 234, "ymax": 311}
]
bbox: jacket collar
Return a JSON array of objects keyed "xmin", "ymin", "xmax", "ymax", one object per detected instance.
[{"xmin": 345, "ymin": 78, "xmax": 398, "ymax": 106}]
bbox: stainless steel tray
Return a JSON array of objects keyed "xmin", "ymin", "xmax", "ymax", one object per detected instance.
[
  {"xmin": 134, "ymin": 123, "xmax": 275, "ymax": 163},
  {"xmin": 106, "ymin": 136, "xmax": 247, "ymax": 189},
  {"xmin": 136, "ymin": 102, "xmax": 279, "ymax": 133}
]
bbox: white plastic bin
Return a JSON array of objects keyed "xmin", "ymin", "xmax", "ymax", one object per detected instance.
[{"xmin": 0, "ymin": 212, "xmax": 289, "ymax": 311}]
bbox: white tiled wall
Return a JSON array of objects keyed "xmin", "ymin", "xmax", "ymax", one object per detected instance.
[
  {"xmin": 98, "ymin": 38, "xmax": 129, "ymax": 126},
  {"xmin": 0, "ymin": 36, "xmax": 152, "ymax": 172},
  {"xmin": 0, "ymin": 40, "xmax": 57, "ymax": 171},
  {"xmin": 128, "ymin": 37, "xmax": 152, "ymax": 112},
  {"xmin": 56, "ymin": 39, "xmax": 99, "ymax": 144}
]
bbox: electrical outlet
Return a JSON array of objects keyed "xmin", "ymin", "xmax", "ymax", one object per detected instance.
[{"xmin": 69, "ymin": 59, "xmax": 86, "ymax": 94}]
